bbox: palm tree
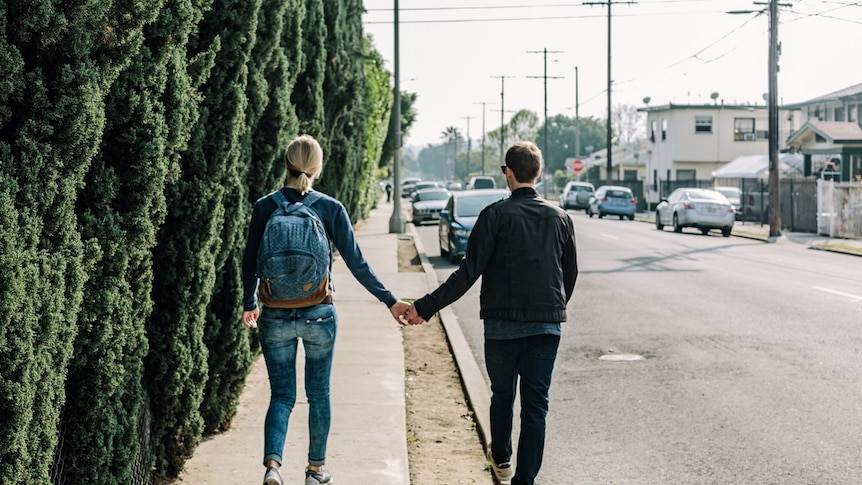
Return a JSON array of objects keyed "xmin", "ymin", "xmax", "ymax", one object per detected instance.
[{"xmin": 440, "ymin": 126, "xmax": 461, "ymax": 181}]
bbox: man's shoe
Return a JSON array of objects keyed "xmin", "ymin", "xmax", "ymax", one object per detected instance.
[
  {"xmin": 263, "ymin": 466, "xmax": 283, "ymax": 485},
  {"xmin": 305, "ymin": 467, "xmax": 333, "ymax": 485},
  {"xmin": 486, "ymin": 447, "xmax": 514, "ymax": 482}
]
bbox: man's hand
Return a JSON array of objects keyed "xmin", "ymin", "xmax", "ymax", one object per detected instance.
[{"xmin": 404, "ymin": 303, "xmax": 426, "ymax": 326}]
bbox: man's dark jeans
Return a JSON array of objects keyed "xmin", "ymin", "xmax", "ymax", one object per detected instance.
[{"xmin": 485, "ymin": 333, "xmax": 560, "ymax": 485}]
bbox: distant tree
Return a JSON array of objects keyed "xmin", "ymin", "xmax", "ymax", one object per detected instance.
[
  {"xmin": 440, "ymin": 126, "xmax": 462, "ymax": 181},
  {"xmin": 612, "ymin": 103, "xmax": 646, "ymax": 146},
  {"xmin": 379, "ymin": 90, "xmax": 417, "ymax": 173},
  {"xmin": 539, "ymin": 114, "xmax": 607, "ymax": 175},
  {"xmin": 507, "ymin": 109, "xmax": 540, "ymax": 144}
]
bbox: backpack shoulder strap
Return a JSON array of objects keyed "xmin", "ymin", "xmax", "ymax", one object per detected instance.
[{"xmin": 268, "ymin": 189, "xmax": 288, "ymax": 209}]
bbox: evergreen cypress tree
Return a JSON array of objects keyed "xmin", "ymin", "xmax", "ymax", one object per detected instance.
[
  {"xmin": 146, "ymin": 0, "xmax": 260, "ymax": 478},
  {"xmin": 318, "ymin": 0, "xmax": 368, "ymax": 219},
  {"xmin": 361, "ymin": 35, "xmax": 393, "ymax": 213},
  {"xmin": 59, "ymin": 1, "xmax": 210, "ymax": 482},
  {"xmin": 0, "ymin": 1, "xmax": 124, "ymax": 481},
  {"xmin": 292, "ymin": 0, "xmax": 326, "ymax": 139}
]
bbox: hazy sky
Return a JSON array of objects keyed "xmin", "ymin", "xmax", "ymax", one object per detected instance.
[{"xmin": 362, "ymin": 0, "xmax": 862, "ymax": 148}]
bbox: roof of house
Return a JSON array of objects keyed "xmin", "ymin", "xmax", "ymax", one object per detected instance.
[
  {"xmin": 784, "ymin": 82, "xmax": 862, "ymax": 107},
  {"xmin": 786, "ymin": 120, "xmax": 862, "ymax": 145}
]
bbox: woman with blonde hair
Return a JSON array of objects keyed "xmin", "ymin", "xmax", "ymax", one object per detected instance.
[{"xmin": 241, "ymin": 134, "xmax": 410, "ymax": 485}]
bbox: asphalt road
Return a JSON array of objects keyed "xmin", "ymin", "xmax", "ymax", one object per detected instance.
[{"xmin": 413, "ymin": 208, "xmax": 862, "ymax": 484}]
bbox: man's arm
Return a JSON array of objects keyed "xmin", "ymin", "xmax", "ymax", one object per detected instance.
[
  {"xmin": 413, "ymin": 206, "xmax": 498, "ymax": 320},
  {"xmin": 562, "ymin": 218, "xmax": 578, "ymax": 302}
]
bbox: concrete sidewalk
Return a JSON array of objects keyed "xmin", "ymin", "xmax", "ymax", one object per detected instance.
[{"xmin": 174, "ymin": 199, "xmax": 436, "ymax": 485}]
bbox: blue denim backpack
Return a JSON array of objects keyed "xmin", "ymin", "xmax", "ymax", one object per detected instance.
[{"xmin": 257, "ymin": 190, "xmax": 331, "ymax": 308}]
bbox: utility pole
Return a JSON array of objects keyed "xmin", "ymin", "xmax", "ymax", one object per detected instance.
[
  {"xmin": 461, "ymin": 115, "xmax": 474, "ymax": 177},
  {"xmin": 586, "ymin": 0, "xmax": 634, "ymax": 185},
  {"xmin": 765, "ymin": 0, "xmax": 782, "ymax": 238},
  {"xmin": 729, "ymin": 1, "xmax": 788, "ymax": 238},
  {"xmin": 388, "ymin": 0, "xmax": 404, "ymax": 233},
  {"xmin": 492, "ymin": 75, "xmax": 514, "ymax": 165},
  {"xmin": 527, "ymin": 48, "xmax": 564, "ymax": 198},
  {"xmin": 474, "ymin": 101, "xmax": 493, "ymax": 175}
]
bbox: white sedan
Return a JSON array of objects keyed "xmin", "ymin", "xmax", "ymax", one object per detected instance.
[{"xmin": 655, "ymin": 188, "xmax": 736, "ymax": 237}]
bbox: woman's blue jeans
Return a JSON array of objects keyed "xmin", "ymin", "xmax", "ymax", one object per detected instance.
[
  {"xmin": 485, "ymin": 333, "xmax": 560, "ymax": 485},
  {"xmin": 258, "ymin": 304, "xmax": 337, "ymax": 468}
]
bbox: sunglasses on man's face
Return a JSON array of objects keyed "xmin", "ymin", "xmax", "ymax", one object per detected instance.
[{"xmin": 500, "ymin": 165, "xmax": 508, "ymax": 175}]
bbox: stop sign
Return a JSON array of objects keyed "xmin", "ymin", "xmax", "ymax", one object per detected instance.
[{"xmin": 572, "ymin": 159, "xmax": 584, "ymax": 173}]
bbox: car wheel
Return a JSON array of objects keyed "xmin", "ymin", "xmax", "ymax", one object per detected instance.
[
  {"xmin": 588, "ymin": 208, "xmax": 594, "ymax": 218},
  {"xmin": 656, "ymin": 212, "xmax": 664, "ymax": 230},
  {"xmin": 598, "ymin": 211, "xmax": 604, "ymax": 219},
  {"xmin": 627, "ymin": 214, "xmax": 634, "ymax": 221},
  {"xmin": 618, "ymin": 215, "xmax": 624, "ymax": 220},
  {"xmin": 722, "ymin": 227, "xmax": 732, "ymax": 237},
  {"xmin": 673, "ymin": 213, "xmax": 682, "ymax": 233},
  {"xmin": 440, "ymin": 243, "xmax": 449, "ymax": 257},
  {"xmin": 700, "ymin": 228, "xmax": 709, "ymax": 235}
]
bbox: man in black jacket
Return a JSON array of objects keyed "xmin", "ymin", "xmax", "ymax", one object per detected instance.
[{"xmin": 404, "ymin": 141, "xmax": 578, "ymax": 485}]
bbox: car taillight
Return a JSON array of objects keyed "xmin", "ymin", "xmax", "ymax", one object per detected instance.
[
  {"xmin": 602, "ymin": 196, "xmax": 608, "ymax": 202},
  {"xmin": 630, "ymin": 197, "xmax": 637, "ymax": 204},
  {"xmin": 683, "ymin": 202, "xmax": 694, "ymax": 210}
]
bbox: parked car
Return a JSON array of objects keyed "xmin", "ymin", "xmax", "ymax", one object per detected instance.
[
  {"xmin": 587, "ymin": 185, "xmax": 636, "ymax": 220},
  {"xmin": 411, "ymin": 188, "xmax": 451, "ymax": 225},
  {"xmin": 438, "ymin": 188, "xmax": 510, "ymax": 262},
  {"xmin": 400, "ymin": 177, "xmax": 422, "ymax": 198},
  {"xmin": 713, "ymin": 186, "xmax": 743, "ymax": 220},
  {"xmin": 559, "ymin": 181, "xmax": 595, "ymax": 211},
  {"xmin": 445, "ymin": 180, "xmax": 463, "ymax": 191},
  {"xmin": 655, "ymin": 187, "xmax": 735, "ymax": 236},
  {"xmin": 408, "ymin": 181, "xmax": 442, "ymax": 198},
  {"xmin": 466, "ymin": 175, "xmax": 496, "ymax": 190}
]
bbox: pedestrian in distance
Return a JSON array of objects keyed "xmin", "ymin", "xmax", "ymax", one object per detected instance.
[
  {"xmin": 385, "ymin": 181, "xmax": 392, "ymax": 202},
  {"xmin": 402, "ymin": 140, "xmax": 578, "ymax": 485},
  {"xmin": 241, "ymin": 134, "xmax": 412, "ymax": 485}
]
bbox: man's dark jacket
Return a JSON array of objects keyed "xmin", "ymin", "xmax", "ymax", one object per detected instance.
[{"xmin": 414, "ymin": 187, "xmax": 578, "ymax": 323}]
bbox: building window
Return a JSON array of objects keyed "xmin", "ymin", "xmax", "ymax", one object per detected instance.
[
  {"xmin": 624, "ymin": 170, "xmax": 638, "ymax": 181},
  {"xmin": 676, "ymin": 169, "xmax": 696, "ymax": 181},
  {"xmin": 661, "ymin": 119, "xmax": 668, "ymax": 141},
  {"xmin": 850, "ymin": 105, "xmax": 858, "ymax": 123},
  {"xmin": 734, "ymin": 117, "xmax": 756, "ymax": 141},
  {"xmin": 650, "ymin": 120, "xmax": 656, "ymax": 142},
  {"xmin": 835, "ymin": 107, "xmax": 845, "ymax": 122},
  {"xmin": 695, "ymin": 115, "xmax": 713, "ymax": 133}
]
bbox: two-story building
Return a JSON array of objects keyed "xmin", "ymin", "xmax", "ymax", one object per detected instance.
[{"xmin": 637, "ymin": 102, "xmax": 799, "ymax": 205}]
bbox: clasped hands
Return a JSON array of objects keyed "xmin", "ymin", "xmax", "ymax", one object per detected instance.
[
  {"xmin": 241, "ymin": 300, "xmax": 425, "ymax": 329},
  {"xmin": 389, "ymin": 300, "xmax": 425, "ymax": 327}
]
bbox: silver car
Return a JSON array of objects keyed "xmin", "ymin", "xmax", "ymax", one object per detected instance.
[
  {"xmin": 411, "ymin": 188, "xmax": 451, "ymax": 225},
  {"xmin": 655, "ymin": 188, "xmax": 736, "ymax": 237},
  {"xmin": 559, "ymin": 181, "xmax": 595, "ymax": 211}
]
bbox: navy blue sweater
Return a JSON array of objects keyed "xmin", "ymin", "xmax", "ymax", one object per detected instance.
[{"xmin": 242, "ymin": 188, "xmax": 396, "ymax": 311}]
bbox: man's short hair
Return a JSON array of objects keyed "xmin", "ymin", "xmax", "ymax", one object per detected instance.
[{"xmin": 505, "ymin": 141, "xmax": 542, "ymax": 183}]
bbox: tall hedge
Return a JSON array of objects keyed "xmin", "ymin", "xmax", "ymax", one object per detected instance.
[
  {"xmin": 0, "ymin": 1, "xmax": 399, "ymax": 482},
  {"xmin": 0, "ymin": 1, "xmax": 125, "ymax": 481},
  {"xmin": 145, "ymin": 2, "xmax": 237, "ymax": 481},
  {"xmin": 58, "ymin": 1, "xmax": 211, "ymax": 482},
  {"xmin": 317, "ymin": 0, "xmax": 368, "ymax": 220}
]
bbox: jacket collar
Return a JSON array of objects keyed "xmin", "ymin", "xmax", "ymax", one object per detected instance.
[{"xmin": 511, "ymin": 187, "xmax": 537, "ymax": 197}]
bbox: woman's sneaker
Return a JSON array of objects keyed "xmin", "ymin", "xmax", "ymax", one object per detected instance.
[
  {"xmin": 486, "ymin": 447, "xmax": 514, "ymax": 483},
  {"xmin": 305, "ymin": 467, "xmax": 333, "ymax": 485},
  {"xmin": 263, "ymin": 466, "xmax": 283, "ymax": 485}
]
